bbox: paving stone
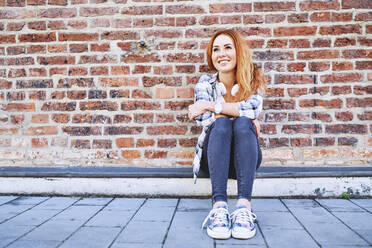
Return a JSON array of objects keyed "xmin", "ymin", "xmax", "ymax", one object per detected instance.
[
  {"xmin": 9, "ymin": 196, "xmax": 49, "ymax": 205},
  {"xmin": 287, "ymin": 204, "xmax": 368, "ymax": 246},
  {"xmin": 317, "ymin": 199, "xmax": 364, "ymax": 212},
  {"xmin": 0, "ymin": 204, "xmax": 31, "ymax": 223},
  {"xmin": 74, "ymin": 197, "xmax": 113, "ymax": 206},
  {"xmin": 350, "ymin": 199, "xmax": 372, "ymax": 212},
  {"xmin": 20, "ymin": 219, "xmax": 84, "ymax": 241},
  {"xmin": 216, "ymin": 227, "xmax": 266, "ymax": 246},
  {"xmin": 111, "ymin": 243, "xmax": 162, "ymax": 248},
  {"xmin": 144, "ymin": 198, "xmax": 178, "ymax": 208},
  {"xmin": 248, "ymin": 198, "xmax": 288, "ymax": 212},
  {"xmin": 0, "ymin": 196, "xmax": 18, "ymax": 206},
  {"xmin": 59, "ymin": 226, "xmax": 120, "ymax": 248},
  {"xmin": 282, "ymin": 199, "xmax": 319, "ymax": 208},
  {"xmin": 33, "ymin": 197, "xmax": 79, "ymax": 210},
  {"xmin": 131, "ymin": 206, "xmax": 175, "ymax": 222},
  {"xmin": 332, "ymin": 211, "xmax": 372, "ymax": 230},
  {"xmin": 7, "ymin": 239, "xmax": 60, "ymax": 248},
  {"xmin": 177, "ymin": 198, "xmax": 211, "ymax": 212},
  {"xmin": 355, "ymin": 229, "xmax": 372, "ymax": 244},
  {"xmin": 116, "ymin": 220, "xmax": 169, "ymax": 244},
  {"xmin": 0, "ymin": 238, "xmax": 16, "ymax": 248},
  {"xmin": 85, "ymin": 209, "xmax": 136, "ymax": 227},
  {"xmin": 260, "ymin": 226, "xmax": 318, "ymax": 248},
  {"xmin": 257, "ymin": 211, "xmax": 304, "ymax": 229},
  {"xmin": 5, "ymin": 209, "xmax": 60, "ymax": 226},
  {"xmin": 53, "ymin": 205, "xmax": 102, "ymax": 221},
  {"xmin": 105, "ymin": 198, "xmax": 145, "ymax": 211},
  {"xmin": 163, "ymin": 210, "xmax": 213, "ymax": 248},
  {"xmin": 0, "ymin": 224, "xmax": 32, "ymax": 240}
]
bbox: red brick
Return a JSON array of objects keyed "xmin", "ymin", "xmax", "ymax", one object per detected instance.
[
  {"xmin": 122, "ymin": 53, "xmax": 160, "ymax": 63},
  {"xmin": 113, "ymin": 115, "xmax": 131, "ymax": 123},
  {"xmin": 32, "ymin": 138, "xmax": 48, "ymax": 148},
  {"xmin": 287, "ymin": 13, "xmax": 308, "ymax": 23},
  {"xmin": 298, "ymin": 50, "xmax": 339, "ymax": 59},
  {"xmin": 332, "ymin": 62, "xmax": 353, "ymax": 71},
  {"xmin": 147, "ymin": 125, "xmax": 187, "ymax": 135},
  {"xmin": 93, "ymin": 140, "xmax": 111, "ymax": 149},
  {"xmin": 28, "ymin": 21, "xmax": 46, "ymax": 30},
  {"xmin": 145, "ymin": 30, "xmax": 182, "ymax": 38},
  {"xmin": 0, "ymin": 80, "xmax": 12, "ymax": 89},
  {"xmin": 68, "ymin": 67, "xmax": 87, "ymax": 76},
  {"xmin": 354, "ymin": 85, "xmax": 372, "ymax": 95},
  {"xmin": 72, "ymin": 114, "xmax": 111, "ymax": 124},
  {"xmin": 48, "ymin": 0, "xmax": 67, "ymax": 5},
  {"xmin": 24, "ymin": 126, "xmax": 58, "ymax": 135},
  {"xmin": 116, "ymin": 138, "xmax": 134, "ymax": 148},
  {"xmin": 52, "ymin": 114, "xmax": 70, "ymax": 123},
  {"xmin": 69, "ymin": 44, "xmax": 88, "ymax": 53},
  {"xmin": 355, "ymin": 12, "xmax": 372, "ymax": 21},
  {"xmin": 91, "ymin": 43, "xmax": 110, "ymax": 52},
  {"xmin": 41, "ymin": 102, "xmax": 76, "ymax": 111},
  {"xmin": 121, "ymin": 5, "xmax": 162, "ymax": 15},
  {"xmin": 121, "ymin": 150, "xmax": 141, "ymax": 159},
  {"xmin": 326, "ymin": 124, "xmax": 367, "ymax": 134},
  {"xmin": 156, "ymin": 114, "xmax": 174, "ymax": 123},
  {"xmin": 356, "ymin": 61, "xmax": 372, "ymax": 70},
  {"xmin": 166, "ymin": 5, "xmax": 204, "ymax": 14},
  {"xmin": 134, "ymin": 113, "xmax": 154, "ymax": 123},
  {"xmin": 99, "ymin": 77, "xmax": 138, "ymax": 87},
  {"xmin": 101, "ymin": 31, "xmax": 139, "ymax": 40},
  {"xmin": 6, "ymin": 46, "xmax": 25, "ymax": 55},
  {"xmin": 320, "ymin": 25, "xmax": 361, "ymax": 35},
  {"xmin": 50, "ymin": 67, "xmax": 67, "ymax": 76},
  {"xmin": 136, "ymin": 139, "xmax": 155, "ymax": 147},
  {"xmin": 19, "ymin": 33, "xmax": 56, "ymax": 43},
  {"xmin": 338, "ymin": 137, "xmax": 358, "ymax": 146},
  {"xmin": 265, "ymin": 113, "xmax": 287, "ymax": 122},
  {"xmin": 38, "ymin": 56, "xmax": 74, "ymax": 65},
  {"xmin": 29, "ymin": 68, "xmax": 47, "ymax": 77},
  {"xmin": 132, "ymin": 89, "xmax": 152, "ymax": 99},
  {"xmin": 342, "ymin": 0, "xmax": 371, "ymax": 9},
  {"xmin": 357, "ymin": 111, "xmax": 372, "ymax": 121},
  {"xmin": 300, "ymin": 0, "xmax": 339, "ymax": 10},
  {"xmin": 265, "ymin": 14, "xmax": 285, "ymax": 23},
  {"xmin": 291, "ymin": 138, "xmax": 312, "ymax": 147},
  {"xmin": 132, "ymin": 65, "xmax": 151, "ymax": 74},
  {"xmin": 158, "ymin": 139, "xmax": 176, "ymax": 148},
  {"xmin": 80, "ymin": 101, "xmax": 118, "ymax": 111},
  {"xmin": 143, "ymin": 76, "xmax": 182, "ymax": 87},
  {"xmin": 269, "ymin": 138, "xmax": 289, "ymax": 148},
  {"xmin": 80, "ymin": 55, "xmax": 116, "ymax": 64},
  {"xmin": 67, "ymin": 90, "xmax": 86, "ymax": 100},
  {"xmin": 90, "ymin": 66, "xmax": 108, "ymax": 76},
  {"xmin": 287, "ymin": 88, "xmax": 307, "ymax": 97},
  {"xmin": 342, "ymin": 49, "xmax": 372, "ymax": 59},
  {"xmin": 332, "ymin": 12, "xmax": 353, "ymax": 22},
  {"xmin": 313, "ymin": 38, "xmax": 331, "ymax": 47},
  {"xmin": 153, "ymin": 66, "xmax": 173, "ymax": 75},
  {"xmin": 288, "ymin": 112, "xmax": 311, "ymax": 122},
  {"xmin": 0, "ymin": 127, "xmax": 18, "ymax": 134},
  {"xmin": 0, "ymin": 35, "xmax": 16, "ymax": 43},
  {"xmin": 199, "ymin": 16, "xmax": 218, "ymax": 25},
  {"xmin": 309, "ymin": 62, "xmax": 330, "ymax": 72},
  {"xmin": 121, "ymin": 101, "xmax": 160, "ymax": 111},
  {"xmin": 263, "ymin": 100, "xmax": 295, "ymax": 110},
  {"xmin": 310, "ymin": 12, "xmax": 330, "ymax": 22},
  {"xmin": 312, "ymin": 112, "xmax": 333, "ymax": 122},
  {"xmin": 8, "ymin": 69, "xmax": 26, "ymax": 78},
  {"xmin": 179, "ymin": 138, "xmax": 198, "ymax": 147},
  {"xmin": 156, "ymin": 88, "xmax": 174, "ymax": 99},
  {"xmin": 332, "ymin": 86, "xmax": 352, "ymax": 95},
  {"xmin": 254, "ymin": 2, "xmax": 294, "ymax": 11},
  {"xmin": 165, "ymin": 101, "xmax": 193, "ymax": 110},
  {"xmin": 253, "ymin": 50, "xmax": 293, "ymax": 60},
  {"xmin": 155, "ymin": 17, "xmax": 175, "ymax": 26},
  {"xmin": 177, "ymin": 88, "xmax": 194, "ymax": 98},
  {"xmin": 48, "ymin": 20, "xmax": 67, "ymax": 30},
  {"xmin": 67, "ymin": 20, "xmax": 86, "ymax": 29},
  {"xmin": 335, "ymin": 111, "xmax": 353, "ymax": 121},
  {"xmin": 358, "ymin": 37, "xmax": 372, "ymax": 46},
  {"xmin": 289, "ymin": 39, "xmax": 310, "ymax": 48},
  {"xmin": 62, "ymin": 126, "xmax": 101, "ymax": 136},
  {"xmin": 299, "ymin": 99, "xmax": 343, "ymax": 108},
  {"xmin": 287, "ymin": 62, "xmax": 306, "ymax": 72},
  {"xmin": 176, "ymin": 17, "xmax": 196, "ymax": 26},
  {"xmin": 111, "ymin": 66, "xmax": 130, "ymax": 75},
  {"xmin": 71, "ymin": 139, "xmax": 90, "ymax": 149},
  {"xmin": 282, "ymin": 124, "xmax": 322, "ymax": 134},
  {"xmin": 145, "ymin": 150, "xmax": 167, "ymax": 159},
  {"xmin": 133, "ymin": 18, "xmax": 153, "ymax": 27},
  {"xmin": 275, "ymin": 74, "xmax": 314, "ymax": 84},
  {"xmin": 3, "ymin": 103, "xmax": 35, "ymax": 112},
  {"xmin": 315, "ymin": 137, "xmax": 335, "ymax": 146},
  {"xmin": 274, "ymin": 26, "xmax": 316, "ymax": 36},
  {"xmin": 320, "ymin": 73, "xmax": 363, "ymax": 83},
  {"xmin": 346, "ymin": 98, "xmax": 372, "ymax": 108},
  {"xmin": 79, "ymin": 7, "xmax": 118, "ymax": 16},
  {"xmin": 221, "ymin": 15, "xmax": 242, "ymax": 24},
  {"xmin": 6, "ymin": 22, "xmax": 25, "ymax": 31},
  {"xmin": 31, "ymin": 114, "xmax": 49, "ymax": 123},
  {"xmin": 243, "ymin": 15, "xmax": 264, "ymax": 24},
  {"xmin": 267, "ymin": 39, "xmax": 288, "ymax": 48}
]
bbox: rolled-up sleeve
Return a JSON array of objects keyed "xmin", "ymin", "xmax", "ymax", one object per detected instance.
[
  {"xmin": 194, "ymin": 76, "xmax": 216, "ymax": 127},
  {"xmin": 237, "ymin": 94, "xmax": 263, "ymax": 119}
]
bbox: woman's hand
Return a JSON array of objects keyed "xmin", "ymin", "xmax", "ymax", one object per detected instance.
[
  {"xmin": 188, "ymin": 101, "xmax": 212, "ymax": 120},
  {"xmin": 252, "ymin": 119, "xmax": 261, "ymax": 136}
]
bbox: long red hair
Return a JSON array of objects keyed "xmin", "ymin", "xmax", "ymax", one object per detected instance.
[{"xmin": 206, "ymin": 29, "xmax": 267, "ymax": 101}]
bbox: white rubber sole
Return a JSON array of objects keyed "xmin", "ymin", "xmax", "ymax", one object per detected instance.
[
  {"xmin": 206, "ymin": 227, "xmax": 231, "ymax": 239},
  {"xmin": 231, "ymin": 227, "xmax": 256, "ymax": 239}
]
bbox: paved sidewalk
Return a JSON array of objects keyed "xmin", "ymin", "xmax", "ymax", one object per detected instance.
[{"xmin": 0, "ymin": 196, "xmax": 371, "ymax": 248}]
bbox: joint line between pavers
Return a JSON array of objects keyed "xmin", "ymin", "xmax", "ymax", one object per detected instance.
[
  {"xmin": 161, "ymin": 198, "xmax": 180, "ymax": 248},
  {"xmin": 314, "ymin": 199, "xmax": 372, "ymax": 246},
  {"xmin": 107, "ymin": 198, "xmax": 148, "ymax": 248},
  {"xmin": 57, "ymin": 197, "xmax": 116, "ymax": 248},
  {"xmin": 280, "ymin": 198, "xmax": 322, "ymax": 248},
  {"xmin": 349, "ymin": 199, "xmax": 372, "ymax": 214}
]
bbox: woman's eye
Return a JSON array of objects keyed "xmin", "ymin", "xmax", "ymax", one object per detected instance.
[
  {"xmin": 225, "ymin": 46, "xmax": 231, "ymax": 49},
  {"xmin": 213, "ymin": 48, "xmax": 218, "ymax": 52}
]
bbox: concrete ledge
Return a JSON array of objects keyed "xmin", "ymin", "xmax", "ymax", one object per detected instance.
[
  {"xmin": 1, "ymin": 165, "xmax": 372, "ymax": 178},
  {"xmin": 0, "ymin": 177, "xmax": 371, "ymax": 197}
]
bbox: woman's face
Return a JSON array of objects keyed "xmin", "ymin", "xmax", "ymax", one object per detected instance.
[{"xmin": 211, "ymin": 34, "xmax": 237, "ymax": 73}]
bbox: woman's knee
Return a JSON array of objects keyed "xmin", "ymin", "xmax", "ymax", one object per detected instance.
[
  {"xmin": 212, "ymin": 117, "xmax": 232, "ymax": 136},
  {"xmin": 233, "ymin": 117, "xmax": 254, "ymax": 136}
]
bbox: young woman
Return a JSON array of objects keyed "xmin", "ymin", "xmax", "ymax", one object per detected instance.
[{"xmin": 188, "ymin": 29, "xmax": 266, "ymax": 240}]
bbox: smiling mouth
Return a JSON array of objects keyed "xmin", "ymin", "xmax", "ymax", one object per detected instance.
[{"xmin": 218, "ymin": 60, "xmax": 230, "ymax": 64}]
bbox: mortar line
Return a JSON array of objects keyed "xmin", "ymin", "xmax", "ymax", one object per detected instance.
[
  {"xmin": 348, "ymin": 199, "xmax": 372, "ymax": 214},
  {"xmin": 280, "ymin": 198, "xmax": 321, "ymax": 248}
]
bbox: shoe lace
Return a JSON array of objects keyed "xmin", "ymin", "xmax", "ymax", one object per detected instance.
[
  {"xmin": 201, "ymin": 207, "xmax": 229, "ymax": 230},
  {"xmin": 231, "ymin": 208, "xmax": 257, "ymax": 226}
]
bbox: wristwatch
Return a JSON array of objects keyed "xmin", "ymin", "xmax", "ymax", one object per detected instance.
[{"xmin": 214, "ymin": 102, "xmax": 222, "ymax": 114}]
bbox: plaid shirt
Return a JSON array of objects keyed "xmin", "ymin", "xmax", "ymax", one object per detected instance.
[{"xmin": 192, "ymin": 73, "xmax": 263, "ymax": 183}]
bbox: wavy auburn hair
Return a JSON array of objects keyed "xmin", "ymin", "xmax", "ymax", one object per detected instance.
[{"xmin": 206, "ymin": 29, "xmax": 267, "ymax": 101}]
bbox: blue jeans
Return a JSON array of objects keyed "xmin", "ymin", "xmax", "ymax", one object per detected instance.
[{"xmin": 200, "ymin": 117, "xmax": 262, "ymax": 204}]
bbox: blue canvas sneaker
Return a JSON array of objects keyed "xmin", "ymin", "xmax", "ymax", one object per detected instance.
[
  {"xmin": 231, "ymin": 205, "xmax": 257, "ymax": 239},
  {"xmin": 201, "ymin": 205, "xmax": 231, "ymax": 239}
]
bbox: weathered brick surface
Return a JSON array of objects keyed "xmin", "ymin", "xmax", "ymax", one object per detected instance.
[{"xmin": 0, "ymin": 0, "xmax": 370, "ymax": 167}]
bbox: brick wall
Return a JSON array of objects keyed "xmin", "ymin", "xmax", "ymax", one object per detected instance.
[{"xmin": 0, "ymin": 0, "xmax": 371, "ymax": 167}]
